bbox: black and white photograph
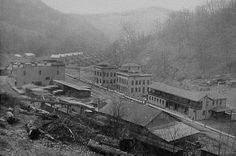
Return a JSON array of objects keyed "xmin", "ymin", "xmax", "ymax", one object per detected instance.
[{"xmin": 0, "ymin": 0, "xmax": 236, "ymax": 155}]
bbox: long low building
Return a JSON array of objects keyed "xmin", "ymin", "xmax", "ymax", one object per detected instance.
[
  {"xmin": 147, "ymin": 82, "xmax": 227, "ymax": 120},
  {"xmin": 53, "ymin": 80, "xmax": 91, "ymax": 99}
]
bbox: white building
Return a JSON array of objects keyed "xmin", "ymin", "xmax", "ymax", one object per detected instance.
[
  {"xmin": 10, "ymin": 60, "xmax": 65, "ymax": 88},
  {"xmin": 116, "ymin": 63, "xmax": 152, "ymax": 99}
]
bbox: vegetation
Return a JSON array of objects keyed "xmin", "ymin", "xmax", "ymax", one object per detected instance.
[
  {"xmin": 0, "ymin": 0, "xmax": 109, "ymax": 56},
  {"xmin": 107, "ymin": 0, "xmax": 236, "ymax": 81}
]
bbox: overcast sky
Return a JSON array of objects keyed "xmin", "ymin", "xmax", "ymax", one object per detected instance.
[{"xmin": 42, "ymin": 0, "xmax": 208, "ymax": 14}]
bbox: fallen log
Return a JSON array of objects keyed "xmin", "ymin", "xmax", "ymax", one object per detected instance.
[{"xmin": 88, "ymin": 139, "xmax": 134, "ymax": 156}]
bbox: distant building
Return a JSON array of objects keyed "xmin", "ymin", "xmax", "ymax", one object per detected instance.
[
  {"xmin": 93, "ymin": 64, "xmax": 117, "ymax": 89},
  {"xmin": 10, "ymin": 60, "xmax": 65, "ymax": 88},
  {"xmin": 148, "ymin": 82, "xmax": 227, "ymax": 120},
  {"xmin": 116, "ymin": 63, "xmax": 152, "ymax": 99},
  {"xmin": 53, "ymin": 80, "xmax": 91, "ymax": 99}
]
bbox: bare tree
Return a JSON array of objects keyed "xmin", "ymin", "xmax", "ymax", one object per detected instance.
[{"xmin": 109, "ymin": 97, "xmax": 126, "ymax": 137}]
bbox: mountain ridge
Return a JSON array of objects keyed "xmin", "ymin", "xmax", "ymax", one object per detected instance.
[{"xmin": 0, "ymin": 0, "xmax": 110, "ymax": 56}]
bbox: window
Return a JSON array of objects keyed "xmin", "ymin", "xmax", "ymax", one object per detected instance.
[
  {"xmin": 113, "ymin": 79, "xmax": 116, "ymax": 83},
  {"xmin": 136, "ymin": 81, "xmax": 138, "ymax": 85},
  {"xmin": 110, "ymin": 80, "xmax": 113, "ymax": 84},
  {"xmin": 57, "ymin": 70, "xmax": 59, "ymax": 75},
  {"xmin": 132, "ymin": 80, "xmax": 134, "ymax": 85},
  {"xmin": 110, "ymin": 72, "xmax": 112, "ymax": 77},
  {"xmin": 45, "ymin": 77, "xmax": 50, "ymax": 80},
  {"xmin": 103, "ymin": 80, "xmax": 105, "ymax": 84},
  {"xmin": 202, "ymin": 110, "xmax": 205, "ymax": 116},
  {"xmin": 39, "ymin": 70, "xmax": 42, "ymax": 75},
  {"xmin": 23, "ymin": 71, "xmax": 26, "ymax": 76},
  {"xmin": 143, "ymin": 80, "xmax": 145, "ymax": 85},
  {"xmin": 142, "ymin": 87, "xmax": 145, "ymax": 93},
  {"xmin": 139, "ymin": 80, "xmax": 141, "ymax": 85},
  {"xmin": 138, "ymin": 87, "xmax": 141, "ymax": 92},
  {"xmin": 135, "ymin": 88, "xmax": 138, "ymax": 92},
  {"xmin": 131, "ymin": 88, "xmax": 134, "ymax": 93}
]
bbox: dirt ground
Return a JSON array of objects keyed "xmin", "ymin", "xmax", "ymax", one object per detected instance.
[{"xmin": 0, "ymin": 106, "xmax": 98, "ymax": 156}]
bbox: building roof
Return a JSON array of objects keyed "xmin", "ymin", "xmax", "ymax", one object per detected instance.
[
  {"xmin": 100, "ymin": 101, "xmax": 162, "ymax": 126},
  {"xmin": 53, "ymin": 80, "xmax": 91, "ymax": 91},
  {"xmin": 95, "ymin": 63, "xmax": 117, "ymax": 69},
  {"xmin": 205, "ymin": 90, "xmax": 226, "ymax": 100},
  {"xmin": 211, "ymin": 106, "xmax": 231, "ymax": 113},
  {"xmin": 24, "ymin": 53, "xmax": 35, "ymax": 57},
  {"xmin": 150, "ymin": 122, "xmax": 200, "ymax": 142},
  {"xmin": 122, "ymin": 63, "xmax": 140, "ymax": 67},
  {"xmin": 149, "ymin": 82, "xmax": 207, "ymax": 101},
  {"xmin": 58, "ymin": 96, "xmax": 94, "ymax": 109},
  {"xmin": 116, "ymin": 71, "xmax": 152, "ymax": 77}
]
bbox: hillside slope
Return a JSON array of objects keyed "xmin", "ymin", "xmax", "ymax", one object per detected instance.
[
  {"xmin": 84, "ymin": 7, "xmax": 170, "ymax": 41},
  {"xmin": 108, "ymin": 1, "xmax": 236, "ymax": 81},
  {"xmin": 0, "ymin": 0, "xmax": 109, "ymax": 56}
]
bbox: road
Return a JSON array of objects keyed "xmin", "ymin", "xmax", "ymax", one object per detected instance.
[{"xmin": 65, "ymin": 73, "xmax": 236, "ymax": 152}]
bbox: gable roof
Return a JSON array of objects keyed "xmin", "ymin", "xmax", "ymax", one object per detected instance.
[
  {"xmin": 205, "ymin": 90, "xmax": 226, "ymax": 100},
  {"xmin": 150, "ymin": 121, "xmax": 199, "ymax": 142},
  {"xmin": 100, "ymin": 101, "xmax": 162, "ymax": 126},
  {"xmin": 149, "ymin": 82, "xmax": 207, "ymax": 101}
]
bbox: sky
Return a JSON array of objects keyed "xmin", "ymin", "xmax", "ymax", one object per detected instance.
[{"xmin": 42, "ymin": 0, "xmax": 208, "ymax": 14}]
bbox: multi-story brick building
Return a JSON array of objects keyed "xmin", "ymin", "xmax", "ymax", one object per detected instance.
[
  {"xmin": 116, "ymin": 63, "xmax": 152, "ymax": 99},
  {"xmin": 93, "ymin": 64, "xmax": 117, "ymax": 89},
  {"xmin": 148, "ymin": 82, "xmax": 227, "ymax": 120},
  {"xmin": 9, "ymin": 60, "xmax": 65, "ymax": 88}
]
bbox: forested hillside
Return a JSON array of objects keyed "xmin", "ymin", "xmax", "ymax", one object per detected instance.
[
  {"xmin": 108, "ymin": 0, "xmax": 236, "ymax": 81},
  {"xmin": 0, "ymin": 0, "xmax": 109, "ymax": 56},
  {"xmin": 84, "ymin": 7, "xmax": 170, "ymax": 41}
]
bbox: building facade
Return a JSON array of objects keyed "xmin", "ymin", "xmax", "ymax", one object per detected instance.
[
  {"xmin": 147, "ymin": 82, "xmax": 227, "ymax": 120},
  {"xmin": 116, "ymin": 63, "xmax": 152, "ymax": 99},
  {"xmin": 10, "ymin": 60, "xmax": 65, "ymax": 88},
  {"xmin": 93, "ymin": 64, "xmax": 117, "ymax": 89}
]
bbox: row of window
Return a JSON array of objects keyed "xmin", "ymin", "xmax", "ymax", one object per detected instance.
[
  {"xmin": 94, "ymin": 71, "xmax": 116, "ymax": 77},
  {"xmin": 117, "ymin": 77, "xmax": 128, "ymax": 85},
  {"xmin": 131, "ymin": 80, "xmax": 150, "ymax": 86},
  {"xmin": 149, "ymin": 96, "xmax": 165, "ymax": 105},
  {"xmin": 149, "ymin": 88, "xmax": 193, "ymax": 104},
  {"xmin": 131, "ymin": 87, "xmax": 146, "ymax": 94},
  {"xmin": 96, "ymin": 78, "xmax": 116, "ymax": 84},
  {"xmin": 23, "ymin": 70, "xmax": 60, "ymax": 76}
]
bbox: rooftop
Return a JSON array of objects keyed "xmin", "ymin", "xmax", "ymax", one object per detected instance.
[
  {"xmin": 100, "ymin": 101, "xmax": 162, "ymax": 126},
  {"xmin": 149, "ymin": 82, "xmax": 207, "ymax": 101},
  {"xmin": 150, "ymin": 122, "xmax": 200, "ymax": 142},
  {"xmin": 53, "ymin": 80, "xmax": 90, "ymax": 91},
  {"xmin": 95, "ymin": 63, "xmax": 117, "ymax": 69},
  {"xmin": 10, "ymin": 60, "xmax": 65, "ymax": 68},
  {"xmin": 205, "ymin": 90, "xmax": 227, "ymax": 99},
  {"xmin": 116, "ymin": 71, "xmax": 152, "ymax": 77}
]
